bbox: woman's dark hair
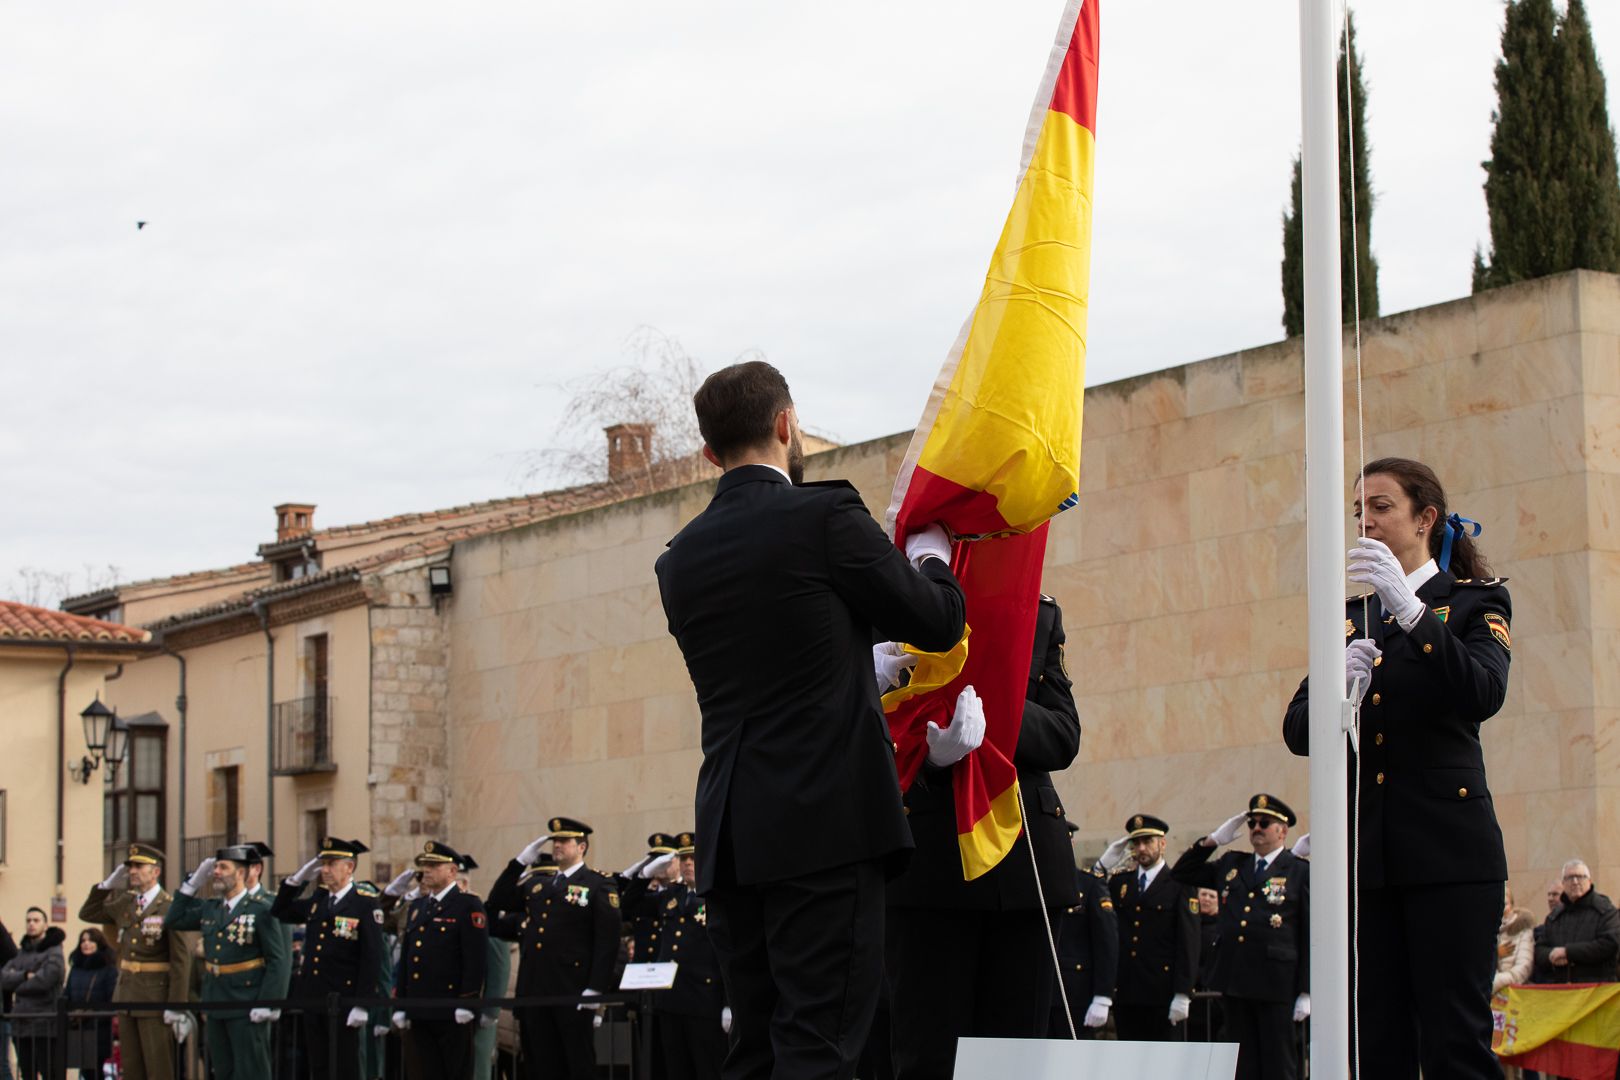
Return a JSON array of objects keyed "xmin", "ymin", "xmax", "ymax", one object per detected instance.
[
  {"xmin": 693, "ymin": 361, "xmax": 793, "ymax": 462},
  {"xmin": 1362, "ymin": 457, "xmax": 1491, "ymax": 580},
  {"xmin": 78, "ymin": 928, "xmax": 109, "ymax": 950}
]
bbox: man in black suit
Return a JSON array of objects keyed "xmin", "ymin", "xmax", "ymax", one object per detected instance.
[
  {"xmin": 1108, "ymin": 814, "xmax": 1199, "ymax": 1042},
  {"xmin": 886, "ymin": 593, "xmax": 1080, "ymax": 1079},
  {"xmin": 1047, "ymin": 822, "xmax": 1119, "ymax": 1039},
  {"xmin": 656, "ymin": 361, "xmax": 966, "ymax": 1080},
  {"xmin": 1171, "ymin": 795, "xmax": 1310, "ymax": 1080},
  {"xmin": 392, "ymin": 842, "xmax": 489, "ymax": 1080}
]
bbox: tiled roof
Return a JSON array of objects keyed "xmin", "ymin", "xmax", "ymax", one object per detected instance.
[{"xmin": 0, "ymin": 601, "xmax": 153, "ymax": 646}]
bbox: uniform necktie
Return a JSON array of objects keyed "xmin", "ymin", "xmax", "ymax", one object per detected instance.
[
  {"xmin": 136, "ymin": 894, "xmax": 147, "ymax": 912},
  {"xmin": 1254, "ymin": 856, "xmax": 1267, "ymax": 879},
  {"xmin": 1138, "ymin": 870, "xmax": 1148, "ymax": 894}
]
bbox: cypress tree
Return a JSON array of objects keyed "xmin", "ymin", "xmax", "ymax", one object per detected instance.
[
  {"xmin": 1282, "ymin": 12, "xmax": 1379, "ymax": 338},
  {"xmin": 1475, "ymin": 0, "xmax": 1619, "ymax": 289}
]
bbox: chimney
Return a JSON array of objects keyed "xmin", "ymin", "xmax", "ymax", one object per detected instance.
[
  {"xmin": 274, "ymin": 502, "xmax": 317, "ymax": 543},
  {"xmin": 604, "ymin": 423, "xmax": 653, "ymax": 482}
]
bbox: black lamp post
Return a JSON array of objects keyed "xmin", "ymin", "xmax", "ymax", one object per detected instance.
[{"xmin": 70, "ymin": 696, "xmax": 125, "ymax": 784}]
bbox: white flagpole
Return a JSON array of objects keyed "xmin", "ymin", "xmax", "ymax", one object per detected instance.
[{"xmin": 1299, "ymin": 0, "xmax": 1350, "ymax": 1077}]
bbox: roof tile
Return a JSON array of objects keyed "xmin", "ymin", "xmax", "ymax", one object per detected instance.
[{"xmin": 0, "ymin": 601, "xmax": 153, "ymax": 646}]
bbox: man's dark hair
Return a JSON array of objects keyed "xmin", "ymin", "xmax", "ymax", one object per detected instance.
[{"xmin": 693, "ymin": 361, "xmax": 793, "ymax": 462}]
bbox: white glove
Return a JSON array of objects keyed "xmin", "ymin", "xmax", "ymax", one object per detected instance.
[
  {"xmin": 1168, "ymin": 993, "xmax": 1190, "ymax": 1024},
  {"xmin": 162, "ymin": 1010, "xmax": 185, "ymax": 1026},
  {"xmin": 391, "ymin": 1010, "xmax": 410, "ymax": 1030},
  {"xmin": 183, "ymin": 857, "xmax": 216, "ymax": 895},
  {"xmin": 373, "ymin": 1024, "xmax": 390, "ymax": 1037},
  {"xmin": 403, "ymin": 886, "xmax": 421, "ymax": 903},
  {"xmin": 1209, "ymin": 812, "xmax": 1248, "ymax": 846},
  {"xmin": 593, "ymin": 1011, "xmax": 604, "ymax": 1029},
  {"xmin": 173, "ymin": 1013, "xmax": 194, "ymax": 1042},
  {"xmin": 1345, "ymin": 638, "xmax": 1381, "ymax": 702},
  {"xmin": 621, "ymin": 854, "xmax": 653, "ymax": 878},
  {"xmin": 1292, "ymin": 833, "xmax": 1311, "ymax": 858},
  {"xmin": 925, "ymin": 686, "xmax": 985, "ymax": 768},
  {"xmin": 1293, "ymin": 992, "xmax": 1310, "ymax": 1022},
  {"xmin": 384, "ymin": 868, "xmax": 417, "ymax": 898},
  {"xmin": 872, "ymin": 642, "xmax": 919, "ymax": 694},
  {"xmin": 577, "ymin": 987, "xmax": 602, "ymax": 1012},
  {"xmin": 1083, "ymin": 996, "xmax": 1111, "ymax": 1028},
  {"xmin": 1096, "ymin": 836, "xmax": 1131, "ymax": 872},
  {"xmin": 1348, "ymin": 537, "xmax": 1424, "ymax": 629},
  {"xmin": 100, "ymin": 864, "xmax": 129, "ymax": 891},
  {"xmin": 346, "ymin": 1007, "xmax": 368, "ymax": 1029},
  {"xmin": 517, "ymin": 835, "xmax": 550, "ymax": 866},
  {"xmin": 248, "ymin": 1008, "xmax": 274, "ymax": 1025},
  {"xmin": 904, "ymin": 524, "xmax": 952, "ymax": 568},
  {"xmin": 721, "ymin": 1006, "xmax": 733, "ymax": 1034},
  {"xmin": 640, "ymin": 853, "xmax": 675, "ymax": 880},
  {"xmin": 286, "ymin": 856, "xmax": 322, "ymax": 887},
  {"xmin": 454, "ymin": 1008, "xmax": 475, "ymax": 1025}
]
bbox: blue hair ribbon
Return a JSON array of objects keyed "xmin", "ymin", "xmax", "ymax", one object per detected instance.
[{"xmin": 1438, "ymin": 513, "xmax": 1482, "ymax": 574}]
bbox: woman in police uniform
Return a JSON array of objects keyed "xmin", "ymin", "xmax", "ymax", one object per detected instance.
[{"xmin": 1283, "ymin": 457, "xmax": 1511, "ymax": 1080}]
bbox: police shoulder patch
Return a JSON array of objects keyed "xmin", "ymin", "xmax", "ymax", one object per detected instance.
[
  {"xmin": 373, "ymin": 909, "xmax": 384, "ymax": 924},
  {"xmin": 1483, "ymin": 612, "xmax": 1511, "ymax": 650},
  {"xmin": 1188, "ymin": 897, "xmax": 1199, "ymax": 914},
  {"xmin": 471, "ymin": 911, "xmax": 487, "ymax": 930},
  {"xmin": 607, "ymin": 891, "xmax": 620, "ymax": 909}
]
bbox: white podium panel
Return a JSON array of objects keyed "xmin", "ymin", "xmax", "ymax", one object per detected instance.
[{"xmin": 953, "ymin": 1037, "xmax": 1239, "ymax": 1079}]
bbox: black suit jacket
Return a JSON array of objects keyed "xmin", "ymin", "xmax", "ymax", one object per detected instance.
[
  {"xmin": 487, "ymin": 861, "xmax": 622, "ymax": 995},
  {"xmin": 888, "ymin": 596, "xmax": 1080, "ymax": 910},
  {"xmin": 1284, "ymin": 573, "xmax": 1510, "ymax": 888},
  {"xmin": 655, "ymin": 884, "xmax": 725, "ymax": 1019},
  {"xmin": 1053, "ymin": 867, "xmax": 1119, "ymax": 1006},
  {"xmin": 395, "ymin": 885, "xmax": 489, "ymax": 1020},
  {"xmin": 656, "ymin": 466, "xmax": 966, "ymax": 892},
  {"xmin": 271, "ymin": 879, "xmax": 385, "ymax": 998},
  {"xmin": 1171, "ymin": 845, "xmax": 1309, "ymax": 1003},
  {"xmin": 1111, "ymin": 864, "xmax": 1199, "ymax": 1005}
]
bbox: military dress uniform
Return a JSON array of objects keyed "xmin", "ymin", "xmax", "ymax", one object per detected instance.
[
  {"xmin": 270, "ymin": 837, "xmax": 386, "ymax": 1080},
  {"xmin": 1170, "ymin": 796, "xmax": 1309, "ymax": 1080},
  {"xmin": 79, "ymin": 843, "xmax": 195, "ymax": 1080},
  {"xmin": 1110, "ymin": 815, "xmax": 1199, "ymax": 1043},
  {"xmin": 1285, "ymin": 571, "xmax": 1511, "ymax": 1080},
  {"xmin": 486, "ymin": 817, "xmax": 621, "ymax": 1080},
  {"xmin": 396, "ymin": 843, "xmax": 490, "ymax": 1080},
  {"xmin": 655, "ymin": 833, "xmax": 727, "ymax": 1080},
  {"xmin": 165, "ymin": 846, "xmax": 294, "ymax": 1080},
  {"xmin": 1048, "ymin": 828, "xmax": 1119, "ymax": 1039}
]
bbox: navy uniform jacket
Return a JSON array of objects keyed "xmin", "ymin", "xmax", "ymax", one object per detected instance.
[
  {"xmin": 889, "ymin": 596, "xmax": 1081, "ymax": 910},
  {"xmin": 1111, "ymin": 866, "xmax": 1199, "ymax": 1005},
  {"xmin": 1284, "ymin": 574, "xmax": 1511, "ymax": 888},
  {"xmin": 1052, "ymin": 867, "xmax": 1119, "ymax": 1008},
  {"xmin": 655, "ymin": 885, "xmax": 725, "ymax": 1019},
  {"xmin": 488, "ymin": 862, "xmax": 621, "ymax": 996},
  {"xmin": 396, "ymin": 886, "xmax": 489, "ymax": 1020},
  {"xmin": 272, "ymin": 879, "xmax": 385, "ymax": 998},
  {"xmin": 656, "ymin": 466, "xmax": 966, "ymax": 893},
  {"xmin": 1170, "ymin": 845, "xmax": 1309, "ymax": 1003},
  {"xmin": 616, "ymin": 877, "xmax": 671, "ymax": 964}
]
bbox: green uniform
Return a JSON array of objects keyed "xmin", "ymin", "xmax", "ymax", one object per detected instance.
[
  {"xmin": 471, "ymin": 934, "xmax": 513, "ymax": 1080},
  {"xmin": 80, "ymin": 883, "xmax": 194, "ymax": 1080},
  {"xmin": 165, "ymin": 888, "xmax": 291, "ymax": 1080}
]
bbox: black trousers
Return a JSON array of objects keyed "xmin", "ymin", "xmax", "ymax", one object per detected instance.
[
  {"xmin": 518, "ymin": 1005, "xmax": 595, "ymax": 1080},
  {"xmin": 1112, "ymin": 1003, "xmax": 1174, "ymax": 1042},
  {"xmin": 706, "ymin": 858, "xmax": 885, "ymax": 1080},
  {"xmin": 1355, "ymin": 881, "xmax": 1503, "ymax": 1080},
  {"xmin": 404, "ymin": 1020, "xmax": 474, "ymax": 1080},
  {"xmin": 303, "ymin": 1011, "xmax": 360, "ymax": 1080},
  {"xmin": 13, "ymin": 1033, "xmax": 56, "ymax": 1080},
  {"xmin": 659, "ymin": 1011, "xmax": 728, "ymax": 1080},
  {"xmin": 886, "ymin": 908, "xmax": 1053, "ymax": 1080},
  {"xmin": 1222, "ymin": 997, "xmax": 1296, "ymax": 1080}
]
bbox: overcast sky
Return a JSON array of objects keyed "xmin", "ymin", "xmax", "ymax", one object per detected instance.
[{"xmin": 5, "ymin": 1, "xmax": 1618, "ymax": 597}]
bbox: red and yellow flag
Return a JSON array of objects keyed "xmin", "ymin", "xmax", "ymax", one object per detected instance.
[
  {"xmin": 885, "ymin": 0, "xmax": 1099, "ymax": 879},
  {"xmin": 1495, "ymin": 984, "xmax": 1620, "ymax": 1079}
]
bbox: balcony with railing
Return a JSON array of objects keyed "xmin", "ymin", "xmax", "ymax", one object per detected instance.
[
  {"xmin": 183, "ymin": 831, "xmax": 238, "ymax": 869},
  {"xmin": 273, "ymin": 696, "xmax": 336, "ymax": 776}
]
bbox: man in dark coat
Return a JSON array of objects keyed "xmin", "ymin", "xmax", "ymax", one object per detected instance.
[
  {"xmin": 1532, "ymin": 859, "xmax": 1620, "ymax": 984},
  {"xmin": 1171, "ymin": 794, "xmax": 1310, "ymax": 1080},
  {"xmin": 886, "ymin": 593, "xmax": 1080, "ymax": 1078},
  {"xmin": 1047, "ymin": 822, "xmax": 1118, "ymax": 1039},
  {"xmin": 655, "ymin": 361, "xmax": 966, "ymax": 1080},
  {"xmin": 1108, "ymin": 814, "xmax": 1199, "ymax": 1042},
  {"xmin": 392, "ymin": 842, "xmax": 489, "ymax": 1080}
]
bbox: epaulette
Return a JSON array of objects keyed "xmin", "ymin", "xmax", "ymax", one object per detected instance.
[
  {"xmin": 1040, "ymin": 593, "xmax": 1056, "ymax": 605},
  {"xmin": 1090, "ymin": 867, "xmax": 1106, "ymax": 879},
  {"xmin": 354, "ymin": 883, "xmax": 380, "ymax": 898},
  {"xmin": 1453, "ymin": 577, "xmax": 1509, "ymax": 587}
]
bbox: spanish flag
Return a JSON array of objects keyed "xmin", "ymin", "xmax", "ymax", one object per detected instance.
[
  {"xmin": 1495, "ymin": 983, "xmax": 1620, "ymax": 1079},
  {"xmin": 884, "ymin": 0, "xmax": 1098, "ymax": 880}
]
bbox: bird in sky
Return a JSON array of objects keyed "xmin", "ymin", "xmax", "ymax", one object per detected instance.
[{"xmin": 136, "ymin": 221, "xmax": 146, "ymax": 230}]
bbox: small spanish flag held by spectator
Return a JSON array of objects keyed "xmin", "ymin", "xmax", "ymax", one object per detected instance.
[{"xmin": 884, "ymin": 0, "xmax": 1098, "ymax": 881}]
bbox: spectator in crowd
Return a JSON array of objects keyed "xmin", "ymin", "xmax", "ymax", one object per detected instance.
[
  {"xmin": 1, "ymin": 908, "xmax": 66, "ymax": 1080},
  {"xmin": 1545, "ymin": 880, "xmax": 1562, "ymax": 917},
  {"xmin": 1533, "ymin": 860, "xmax": 1620, "ymax": 984},
  {"xmin": 0, "ymin": 914, "xmax": 18, "ymax": 1080},
  {"xmin": 64, "ymin": 929, "xmax": 117, "ymax": 1079},
  {"xmin": 1493, "ymin": 885, "xmax": 1535, "ymax": 995}
]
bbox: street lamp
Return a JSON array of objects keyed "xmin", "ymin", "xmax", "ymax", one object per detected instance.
[{"xmin": 70, "ymin": 696, "xmax": 126, "ymax": 784}]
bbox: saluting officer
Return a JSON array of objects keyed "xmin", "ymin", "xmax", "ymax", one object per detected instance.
[
  {"xmin": 271, "ymin": 837, "xmax": 385, "ymax": 1080},
  {"xmin": 79, "ymin": 843, "xmax": 195, "ymax": 1080},
  {"xmin": 392, "ymin": 842, "xmax": 489, "ymax": 1080},
  {"xmin": 617, "ymin": 833, "xmax": 680, "ymax": 963},
  {"xmin": 1107, "ymin": 814, "xmax": 1199, "ymax": 1042},
  {"xmin": 1171, "ymin": 795, "xmax": 1310, "ymax": 1080},
  {"xmin": 166, "ymin": 844, "xmax": 293, "ymax": 1080},
  {"xmin": 487, "ymin": 817, "xmax": 621, "ymax": 1080},
  {"xmin": 656, "ymin": 832, "xmax": 728, "ymax": 1080},
  {"xmin": 1048, "ymin": 822, "xmax": 1119, "ymax": 1039}
]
